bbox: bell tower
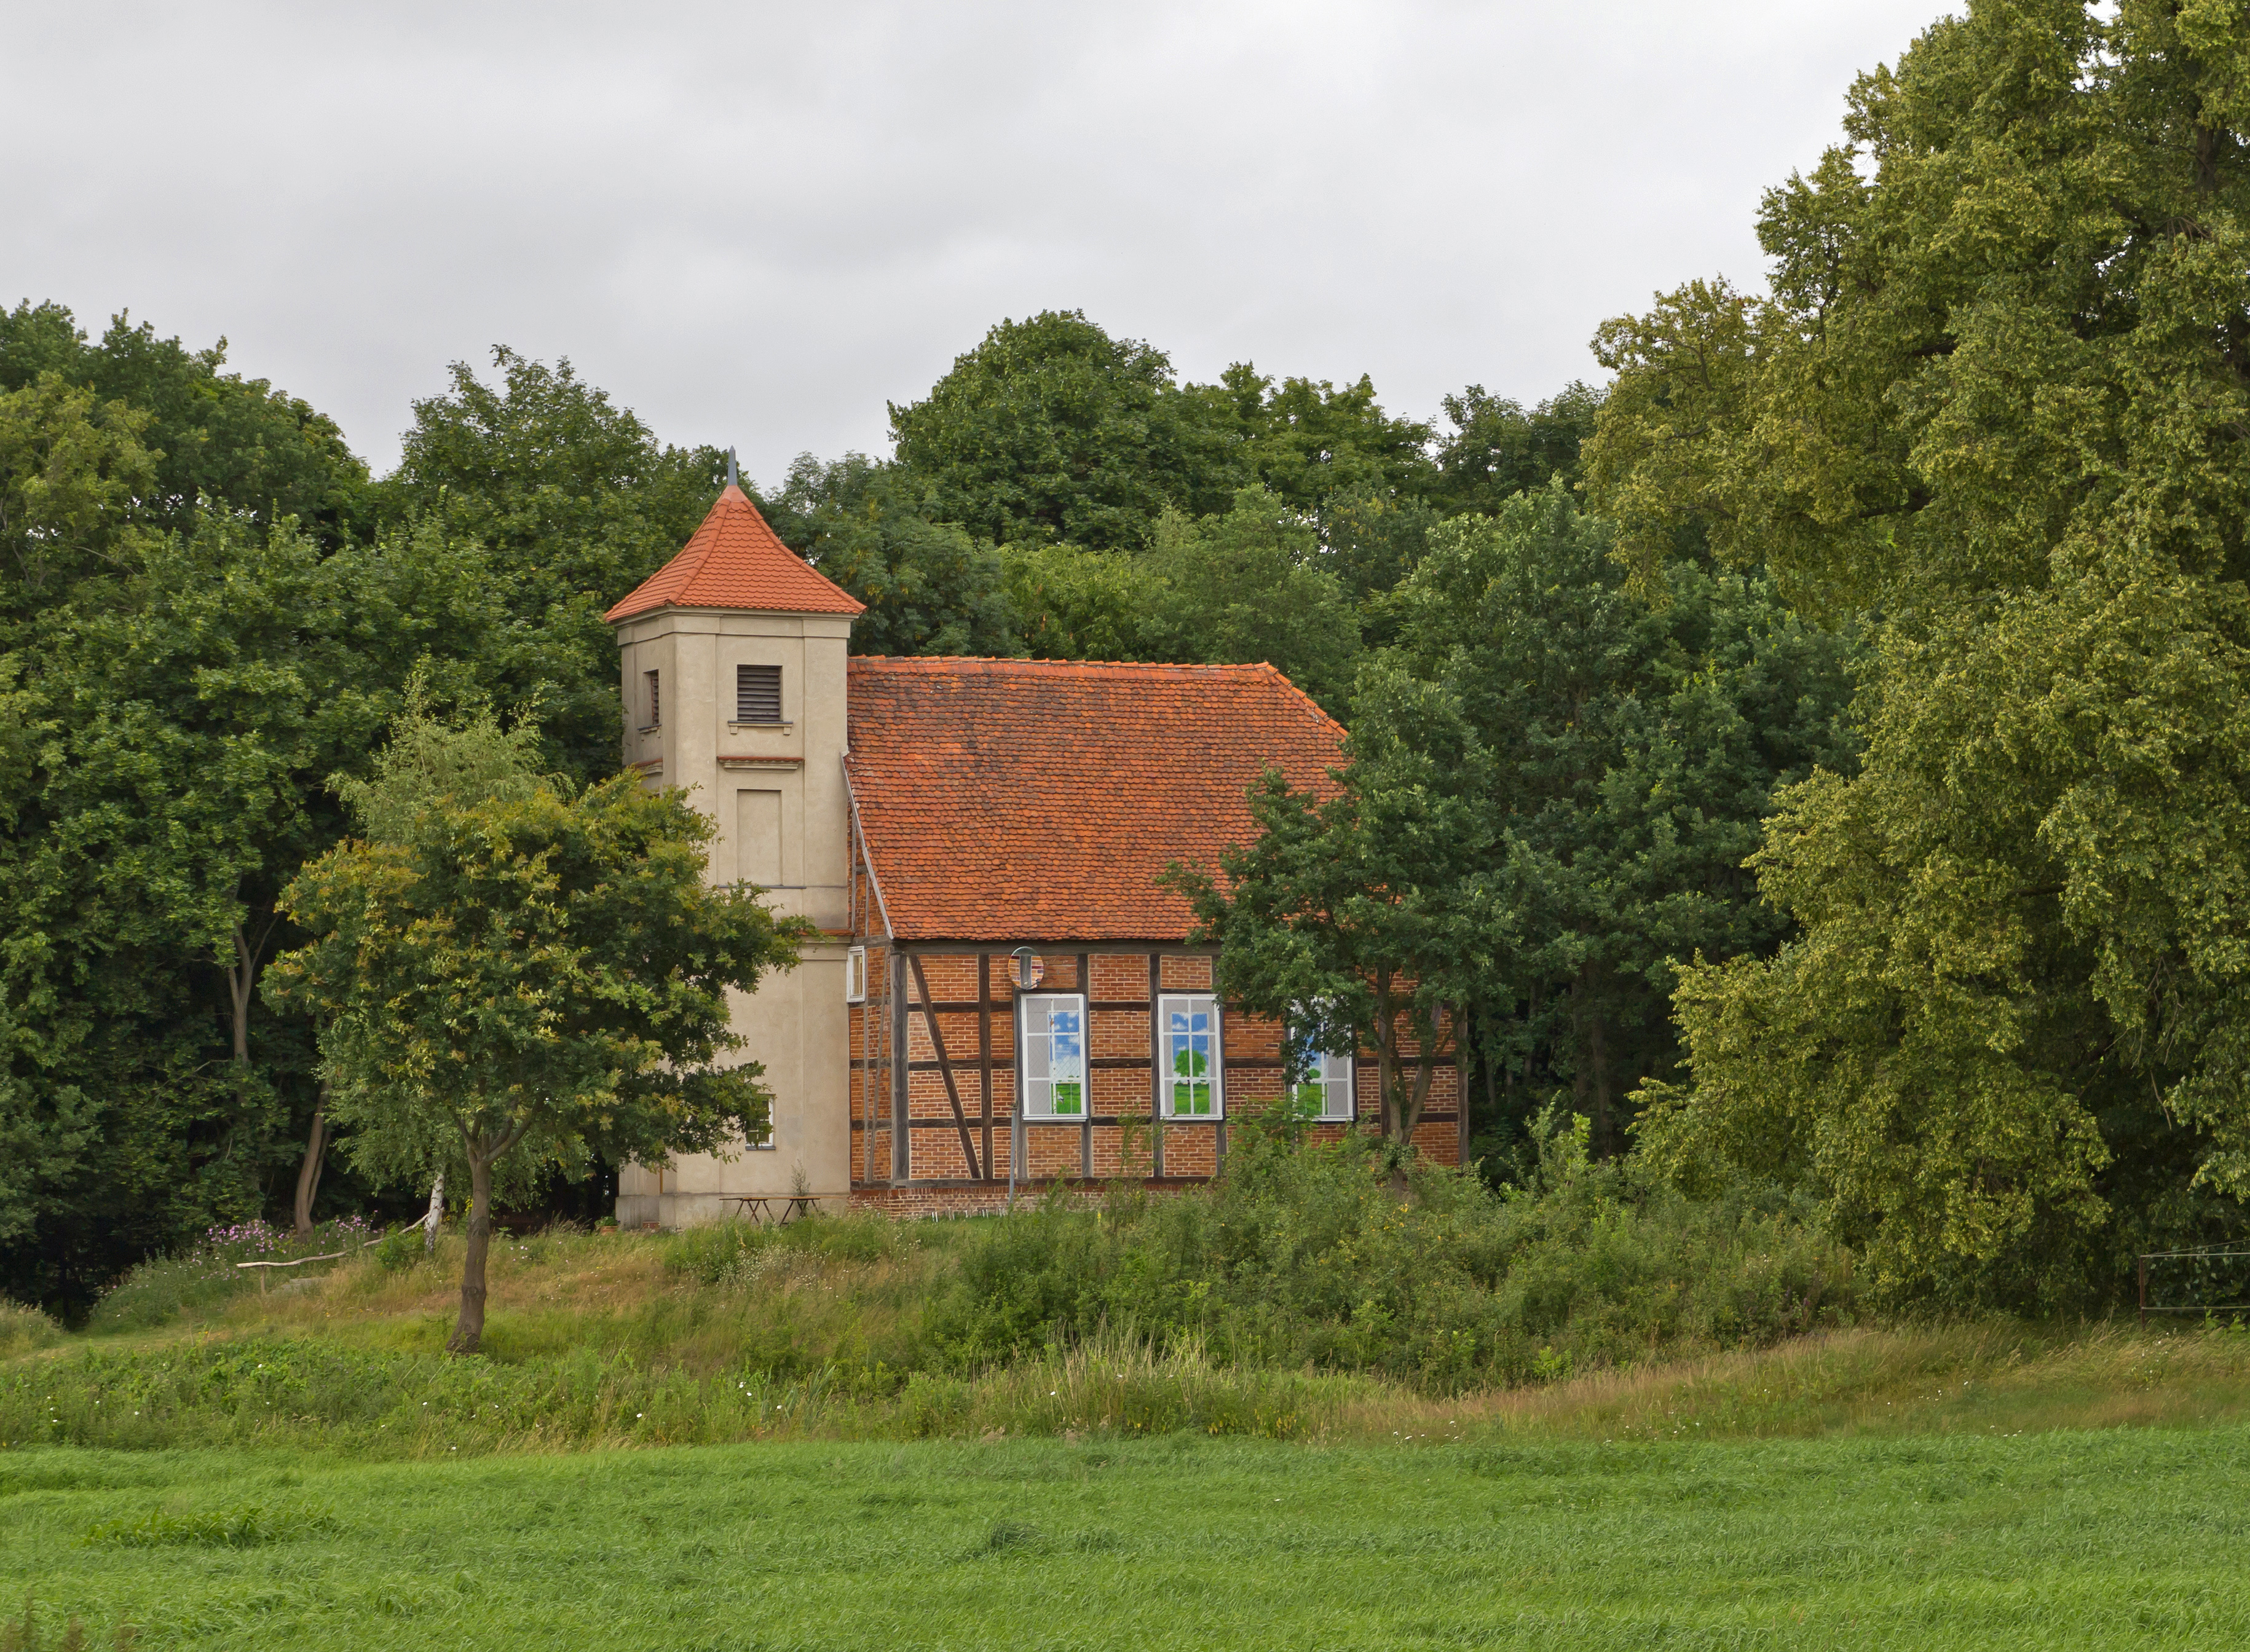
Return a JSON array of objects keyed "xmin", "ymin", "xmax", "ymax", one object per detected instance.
[{"xmin": 603, "ymin": 479, "xmax": 866, "ymax": 1226}]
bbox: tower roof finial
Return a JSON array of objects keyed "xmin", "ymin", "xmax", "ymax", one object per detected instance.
[{"xmin": 726, "ymin": 446, "xmax": 739, "ymax": 490}]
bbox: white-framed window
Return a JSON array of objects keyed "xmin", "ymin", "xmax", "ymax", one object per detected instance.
[
  {"xmin": 1020, "ymin": 994, "xmax": 1086, "ymax": 1117},
  {"xmin": 643, "ymin": 669, "xmax": 661, "ymax": 729},
  {"xmin": 845, "ymin": 946, "xmax": 867, "ymax": 1005},
  {"xmin": 1159, "ymin": 994, "xmax": 1222, "ymax": 1118},
  {"xmin": 1286, "ymin": 1007, "xmax": 1356, "ymax": 1122}
]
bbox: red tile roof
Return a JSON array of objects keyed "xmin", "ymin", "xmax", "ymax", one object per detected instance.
[
  {"xmin": 605, "ymin": 486, "xmax": 864, "ymax": 623},
  {"xmin": 845, "ymin": 657, "xmax": 1345, "ymax": 942}
]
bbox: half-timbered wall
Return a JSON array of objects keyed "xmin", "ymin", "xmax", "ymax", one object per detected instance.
[{"xmin": 847, "ymin": 940, "xmax": 1462, "ymax": 1211}]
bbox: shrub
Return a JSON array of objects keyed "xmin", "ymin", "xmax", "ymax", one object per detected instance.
[
  {"xmin": 660, "ymin": 1212, "xmax": 909, "ymax": 1286},
  {"xmin": 0, "ymin": 1301, "xmax": 63, "ymax": 1359},
  {"xmin": 374, "ymin": 1227, "xmax": 421, "ymax": 1274},
  {"xmin": 926, "ymin": 1116, "xmax": 1856, "ymax": 1392}
]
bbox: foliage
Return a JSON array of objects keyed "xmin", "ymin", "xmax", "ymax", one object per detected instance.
[
  {"xmin": 999, "ymin": 487, "xmax": 1363, "ymax": 701},
  {"xmin": 1174, "ymin": 668, "xmax": 1496, "ymax": 1154},
  {"xmin": 1179, "ymin": 363, "xmax": 1437, "ymax": 517},
  {"xmin": 891, "ymin": 310, "xmax": 1439, "ymax": 557},
  {"xmin": 1585, "ymin": 0, "xmax": 2250, "ymax": 1299},
  {"xmin": 1431, "ymin": 380, "xmax": 1605, "ymax": 516},
  {"xmin": 373, "ymin": 347, "xmax": 730, "ymax": 777},
  {"xmin": 330, "ymin": 680, "xmax": 556, "ymax": 847},
  {"xmin": 1140, "ymin": 486, "xmax": 1362, "ymax": 710},
  {"xmin": 1319, "ymin": 489, "xmax": 1443, "ymax": 613},
  {"xmin": 927, "ymin": 1120, "xmax": 1853, "ymax": 1390},
  {"xmin": 890, "ymin": 310, "xmax": 1225, "ymax": 551},
  {"xmin": 0, "ymin": 1302, "xmax": 61, "ymax": 1360},
  {"xmin": 998, "ymin": 542, "xmax": 1166, "ymax": 662},
  {"xmin": 1367, "ymin": 486, "xmax": 1858, "ymax": 1151},
  {"xmin": 87, "ymin": 1217, "xmax": 381, "ymax": 1334},
  {"xmin": 0, "ymin": 372, "xmax": 157, "ymax": 631},
  {"xmin": 0, "ymin": 300, "xmax": 368, "ymax": 545},
  {"xmin": 267, "ymin": 770, "xmax": 805, "ymax": 1351},
  {"xmin": 757, "ymin": 451, "xmax": 1015, "ymax": 656},
  {"xmin": 0, "ymin": 501, "xmax": 504, "ymax": 1314}
]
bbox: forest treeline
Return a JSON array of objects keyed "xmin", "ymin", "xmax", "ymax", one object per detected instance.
[{"xmin": 4, "ymin": 0, "xmax": 2245, "ymax": 1319}]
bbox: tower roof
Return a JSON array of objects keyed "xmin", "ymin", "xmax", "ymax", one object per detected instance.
[{"xmin": 604, "ymin": 486, "xmax": 865, "ymax": 623}]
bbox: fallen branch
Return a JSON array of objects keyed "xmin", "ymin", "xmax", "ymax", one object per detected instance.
[{"xmin": 234, "ymin": 1230, "xmax": 390, "ymax": 1270}]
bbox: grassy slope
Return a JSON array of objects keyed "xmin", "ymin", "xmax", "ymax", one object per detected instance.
[
  {"xmin": 7, "ymin": 1428, "xmax": 2250, "ymax": 1650},
  {"xmin": 22, "ymin": 1227, "xmax": 2250, "ymax": 1447},
  {"xmin": 14, "ymin": 1225, "xmax": 2250, "ymax": 1646}
]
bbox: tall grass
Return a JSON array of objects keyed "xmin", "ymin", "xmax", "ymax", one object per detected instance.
[
  {"xmin": 0, "ymin": 1123, "xmax": 1908, "ymax": 1452},
  {"xmin": 89, "ymin": 1218, "xmax": 384, "ymax": 1333},
  {"xmin": 915, "ymin": 1120, "xmax": 1855, "ymax": 1389},
  {"xmin": 0, "ymin": 1304, "xmax": 61, "ymax": 1361}
]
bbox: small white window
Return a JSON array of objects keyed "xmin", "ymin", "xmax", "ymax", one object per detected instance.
[
  {"xmin": 1159, "ymin": 994, "xmax": 1221, "ymax": 1118},
  {"xmin": 1287, "ymin": 1008, "xmax": 1355, "ymax": 1122},
  {"xmin": 1020, "ymin": 994, "xmax": 1086, "ymax": 1117},
  {"xmin": 844, "ymin": 946, "xmax": 867, "ymax": 1004}
]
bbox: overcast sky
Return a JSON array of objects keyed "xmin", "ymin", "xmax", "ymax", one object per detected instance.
[{"xmin": 5, "ymin": 1, "xmax": 1952, "ymax": 486}]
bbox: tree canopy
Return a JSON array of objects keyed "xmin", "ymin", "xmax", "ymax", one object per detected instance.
[
  {"xmin": 269, "ymin": 764, "xmax": 805, "ymax": 1351},
  {"xmin": 0, "ymin": 288, "xmax": 1722, "ymax": 1315},
  {"xmin": 1589, "ymin": 0, "xmax": 2250, "ymax": 1300}
]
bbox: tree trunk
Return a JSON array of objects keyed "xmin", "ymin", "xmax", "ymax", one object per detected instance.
[
  {"xmin": 291, "ymin": 1087, "xmax": 327, "ymax": 1237},
  {"xmin": 448, "ymin": 1154, "xmax": 494, "ymax": 1355},
  {"xmin": 424, "ymin": 1173, "xmax": 445, "ymax": 1253},
  {"xmin": 224, "ymin": 918, "xmax": 275, "ymax": 1067},
  {"xmin": 1372, "ymin": 967, "xmax": 1397, "ymax": 1142}
]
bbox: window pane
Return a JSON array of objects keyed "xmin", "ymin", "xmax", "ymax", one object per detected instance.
[
  {"xmin": 1161, "ymin": 995, "xmax": 1220, "ymax": 1119},
  {"xmin": 1022, "ymin": 996, "xmax": 1086, "ymax": 1119}
]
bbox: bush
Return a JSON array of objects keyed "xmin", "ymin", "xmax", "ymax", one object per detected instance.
[
  {"xmin": 374, "ymin": 1227, "xmax": 422, "ymax": 1274},
  {"xmin": 925, "ymin": 1116, "xmax": 1856, "ymax": 1392},
  {"xmin": 660, "ymin": 1211, "xmax": 910, "ymax": 1286},
  {"xmin": 0, "ymin": 1300, "xmax": 63, "ymax": 1359}
]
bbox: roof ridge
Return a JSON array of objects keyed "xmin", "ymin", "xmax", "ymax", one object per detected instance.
[{"xmin": 848, "ymin": 655, "xmax": 1287, "ymax": 674}]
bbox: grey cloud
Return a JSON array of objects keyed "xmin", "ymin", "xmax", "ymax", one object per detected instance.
[{"xmin": 1, "ymin": 0, "xmax": 1954, "ymax": 483}]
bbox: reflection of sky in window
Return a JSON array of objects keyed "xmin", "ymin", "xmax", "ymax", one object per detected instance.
[{"xmin": 1051, "ymin": 1005, "xmax": 1082, "ymax": 1068}]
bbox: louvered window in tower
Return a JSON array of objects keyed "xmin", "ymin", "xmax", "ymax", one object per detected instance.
[{"xmin": 736, "ymin": 664, "xmax": 782, "ymax": 723}]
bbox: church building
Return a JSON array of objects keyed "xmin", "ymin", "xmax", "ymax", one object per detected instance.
[{"xmin": 605, "ymin": 484, "xmax": 1462, "ymax": 1226}]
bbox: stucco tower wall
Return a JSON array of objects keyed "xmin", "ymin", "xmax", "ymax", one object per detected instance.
[{"xmin": 613, "ymin": 607, "xmax": 855, "ymax": 1227}]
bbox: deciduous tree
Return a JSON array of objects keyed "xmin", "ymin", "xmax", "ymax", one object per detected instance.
[
  {"xmin": 1172, "ymin": 663, "xmax": 1496, "ymax": 1175},
  {"xmin": 268, "ymin": 771, "xmax": 805, "ymax": 1352},
  {"xmin": 1587, "ymin": 0, "xmax": 2250, "ymax": 1297},
  {"xmin": 759, "ymin": 452, "xmax": 1014, "ymax": 656}
]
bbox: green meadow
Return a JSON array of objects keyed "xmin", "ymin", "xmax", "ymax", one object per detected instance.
[
  {"xmin": 7, "ymin": 1427, "xmax": 2249, "ymax": 1651},
  {"xmin": 12, "ymin": 1186, "xmax": 2250, "ymax": 1647}
]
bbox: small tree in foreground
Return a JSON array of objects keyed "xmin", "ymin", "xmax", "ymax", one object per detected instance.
[
  {"xmin": 1170, "ymin": 663, "xmax": 1498, "ymax": 1181},
  {"xmin": 267, "ymin": 771, "xmax": 805, "ymax": 1352}
]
